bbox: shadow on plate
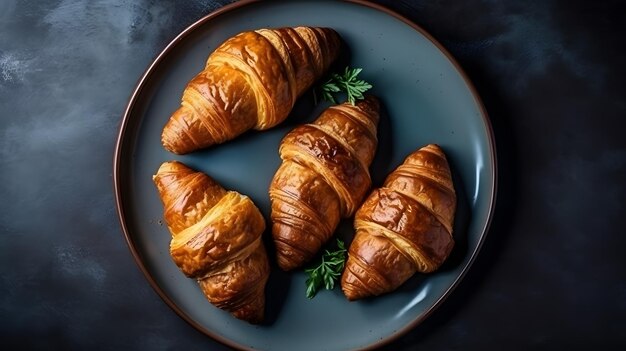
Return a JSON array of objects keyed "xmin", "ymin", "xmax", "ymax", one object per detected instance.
[
  {"xmin": 438, "ymin": 157, "xmax": 470, "ymax": 272},
  {"xmin": 370, "ymin": 97, "xmax": 394, "ymax": 186},
  {"xmin": 261, "ymin": 226, "xmax": 292, "ymax": 326}
]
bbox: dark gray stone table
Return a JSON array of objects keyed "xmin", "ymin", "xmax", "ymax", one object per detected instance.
[{"xmin": 1, "ymin": 0, "xmax": 624, "ymax": 349}]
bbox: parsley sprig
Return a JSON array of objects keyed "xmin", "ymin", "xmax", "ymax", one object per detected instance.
[
  {"xmin": 305, "ymin": 239, "xmax": 348, "ymax": 299},
  {"xmin": 319, "ymin": 67, "xmax": 373, "ymax": 105}
]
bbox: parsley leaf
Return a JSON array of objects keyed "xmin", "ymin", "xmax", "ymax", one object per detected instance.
[
  {"xmin": 319, "ymin": 67, "xmax": 373, "ymax": 105},
  {"xmin": 305, "ymin": 239, "xmax": 348, "ymax": 298}
]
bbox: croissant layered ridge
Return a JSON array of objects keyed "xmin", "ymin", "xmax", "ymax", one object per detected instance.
[
  {"xmin": 161, "ymin": 27, "xmax": 341, "ymax": 154},
  {"xmin": 153, "ymin": 161, "xmax": 269, "ymax": 323},
  {"xmin": 341, "ymin": 144, "xmax": 457, "ymax": 301},
  {"xmin": 269, "ymin": 96, "xmax": 380, "ymax": 271}
]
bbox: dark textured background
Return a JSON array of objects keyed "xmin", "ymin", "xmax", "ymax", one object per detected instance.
[{"xmin": 1, "ymin": 0, "xmax": 625, "ymax": 349}]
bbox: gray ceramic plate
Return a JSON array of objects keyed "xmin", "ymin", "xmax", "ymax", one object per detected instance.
[{"xmin": 114, "ymin": 1, "xmax": 496, "ymax": 350}]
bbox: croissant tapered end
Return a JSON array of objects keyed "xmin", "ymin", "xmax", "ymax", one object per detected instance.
[
  {"xmin": 153, "ymin": 160, "xmax": 182, "ymax": 185},
  {"xmin": 340, "ymin": 229, "xmax": 417, "ymax": 300},
  {"xmin": 161, "ymin": 107, "xmax": 218, "ymax": 155},
  {"xmin": 198, "ymin": 280, "xmax": 267, "ymax": 324},
  {"xmin": 274, "ymin": 237, "xmax": 305, "ymax": 272},
  {"xmin": 153, "ymin": 160, "xmax": 228, "ymax": 235},
  {"xmin": 272, "ymin": 222, "xmax": 322, "ymax": 271},
  {"xmin": 399, "ymin": 143, "xmax": 456, "ymax": 233},
  {"xmin": 341, "ymin": 269, "xmax": 375, "ymax": 301},
  {"xmin": 354, "ymin": 95, "xmax": 380, "ymax": 124},
  {"xmin": 321, "ymin": 27, "xmax": 342, "ymax": 62},
  {"xmin": 154, "ymin": 160, "xmax": 193, "ymax": 179},
  {"xmin": 341, "ymin": 256, "xmax": 372, "ymax": 301},
  {"xmin": 197, "ymin": 242, "xmax": 269, "ymax": 324},
  {"xmin": 230, "ymin": 287, "xmax": 266, "ymax": 324},
  {"xmin": 153, "ymin": 160, "xmax": 187, "ymax": 203}
]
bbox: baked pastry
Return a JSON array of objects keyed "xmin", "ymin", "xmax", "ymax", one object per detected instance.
[
  {"xmin": 161, "ymin": 27, "xmax": 341, "ymax": 154},
  {"xmin": 341, "ymin": 144, "xmax": 456, "ymax": 300},
  {"xmin": 153, "ymin": 161, "xmax": 269, "ymax": 323},
  {"xmin": 269, "ymin": 96, "xmax": 380, "ymax": 271}
]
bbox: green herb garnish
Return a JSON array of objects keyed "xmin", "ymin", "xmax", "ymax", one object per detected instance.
[
  {"xmin": 305, "ymin": 239, "xmax": 347, "ymax": 299},
  {"xmin": 319, "ymin": 67, "xmax": 373, "ymax": 105}
]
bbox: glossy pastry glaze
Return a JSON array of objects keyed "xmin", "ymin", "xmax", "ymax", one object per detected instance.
[
  {"xmin": 161, "ymin": 27, "xmax": 341, "ymax": 154},
  {"xmin": 153, "ymin": 161, "xmax": 269, "ymax": 323},
  {"xmin": 341, "ymin": 144, "xmax": 456, "ymax": 300},
  {"xmin": 269, "ymin": 96, "xmax": 380, "ymax": 271}
]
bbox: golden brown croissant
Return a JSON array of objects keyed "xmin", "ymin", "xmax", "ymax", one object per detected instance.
[
  {"xmin": 269, "ymin": 96, "xmax": 380, "ymax": 271},
  {"xmin": 341, "ymin": 144, "xmax": 456, "ymax": 300},
  {"xmin": 152, "ymin": 161, "xmax": 269, "ymax": 323},
  {"xmin": 161, "ymin": 27, "xmax": 341, "ymax": 154}
]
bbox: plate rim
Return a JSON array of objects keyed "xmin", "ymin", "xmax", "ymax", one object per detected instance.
[{"xmin": 113, "ymin": 0, "xmax": 498, "ymax": 350}]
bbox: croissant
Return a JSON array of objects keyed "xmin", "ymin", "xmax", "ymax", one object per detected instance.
[
  {"xmin": 341, "ymin": 144, "xmax": 456, "ymax": 300},
  {"xmin": 161, "ymin": 27, "xmax": 341, "ymax": 154},
  {"xmin": 269, "ymin": 96, "xmax": 380, "ymax": 271},
  {"xmin": 152, "ymin": 161, "xmax": 269, "ymax": 323}
]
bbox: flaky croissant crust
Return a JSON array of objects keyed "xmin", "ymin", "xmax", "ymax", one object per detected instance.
[
  {"xmin": 161, "ymin": 27, "xmax": 341, "ymax": 154},
  {"xmin": 269, "ymin": 96, "xmax": 380, "ymax": 271},
  {"xmin": 153, "ymin": 161, "xmax": 269, "ymax": 323},
  {"xmin": 341, "ymin": 144, "xmax": 456, "ymax": 301}
]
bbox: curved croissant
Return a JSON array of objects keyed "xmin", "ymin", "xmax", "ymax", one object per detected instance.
[
  {"xmin": 161, "ymin": 27, "xmax": 341, "ymax": 154},
  {"xmin": 269, "ymin": 96, "xmax": 380, "ymax": 271},
  {"xmin": 152, "ymin": 161, "xmax": 269, "ymax": 323},
  {"xmin": 341, "ymin": 144, "xmax": 456, "ymax": 300}
]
